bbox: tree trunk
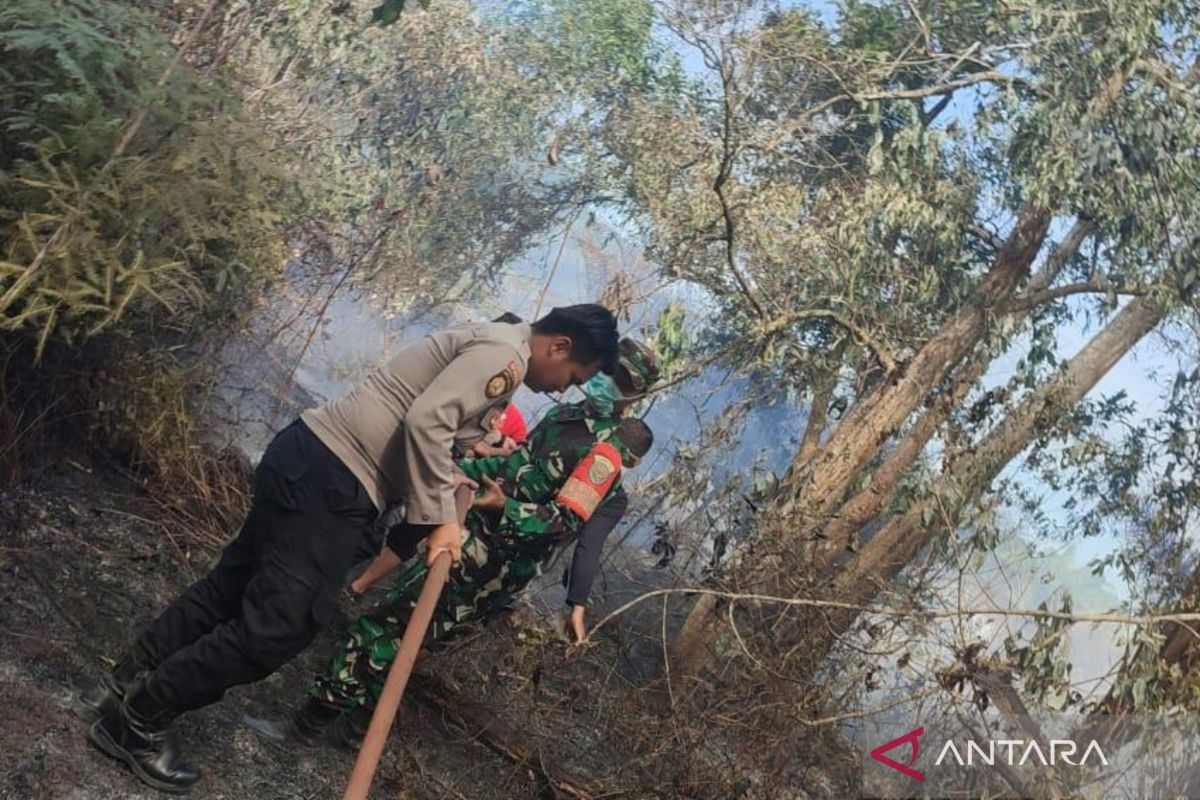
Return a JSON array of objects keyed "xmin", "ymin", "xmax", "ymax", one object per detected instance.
[
  {"xmin": 670, "ymin": 591, "xmax": 725, "ymax": 680},
  {"xmin": 783, "ymin": 68, "xmax": 1130, "ymax": 537},
  {"xmin": 783, "ymin": 208, "xmax": 1050, "ymax": 529},
  {"xmin": 810, "ymin": 219, "xmax": 1095, "ymax": 573},
  {"xmin": 796, "ymin": 366, "xmax": 837, "ymax": 469},
  {"xmin": 808, "ymin": 295, "xmax": 1165, "ymax": 663},
  {"xmin": 669, "ymin": 210, "xmax": 1049, "ymax": 674},
  {"xmin": 810, "ymin": 358, "xmax": 978, "ymax": 571}
]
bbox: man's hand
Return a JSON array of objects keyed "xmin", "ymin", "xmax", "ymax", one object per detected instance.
[
  {"xmin": 468, "ymin": 436, "xmax": 519, "ymax": 458},
  {"xmin": 568, "ymin": 604, "xmax": 588, "ymax": 645},
  {"xmin": 425, "ymin": 522, "xmax": 464, "ymax": 566},
  {"xmin": 471, "ymin": 476, "xmax": 507, "ymax": 512},
  {"xmin": 349, "ymin": 547, "xmax": 403, "ymax": 595}
]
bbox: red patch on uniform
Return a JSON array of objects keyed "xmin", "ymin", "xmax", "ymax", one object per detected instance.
[{"xmin": 556, "ymin": 442, "xmax": 622, "ymax": 522}]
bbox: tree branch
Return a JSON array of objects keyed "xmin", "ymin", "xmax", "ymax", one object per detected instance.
[
  {"xmin": 713, "ymin": 48, "xmax": 767, "ymax": 319},
  {"xmin": 920, "ymin": 92, "xmax": 954, "ymax": 126},
  {"xmin": 763, "ymin": 70, "xmax": 1028, "ymax": 151},
  {"xmin": 965, "ymin": 223, "xmax": 1003, "ymax": 251},
  {"xmin": 759, "ymin": 308, "xmax": 899, "ymax": 374},
  {"xmin": 1005, "ymin": 282, "xmax": 1145, "ymax": 313}
]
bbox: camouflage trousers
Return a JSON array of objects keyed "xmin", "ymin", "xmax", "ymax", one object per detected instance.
[{"xmin": 309, "ymin": 516, "xmax": 547, "ymax": 711}]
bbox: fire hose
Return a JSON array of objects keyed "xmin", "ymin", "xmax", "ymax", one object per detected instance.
[{"xmin": 341, "ymin": 486, "xmax": 472, "ymax": 800}]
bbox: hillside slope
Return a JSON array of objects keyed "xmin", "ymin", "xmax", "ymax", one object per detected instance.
[{"xmin": 0, "ymin": 465, "xmax": 539, "ymax": 800}]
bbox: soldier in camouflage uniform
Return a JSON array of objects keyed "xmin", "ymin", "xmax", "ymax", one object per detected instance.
[{"xmin": 290, "ymin": 338, "xmax": 659, "ymax": 746}]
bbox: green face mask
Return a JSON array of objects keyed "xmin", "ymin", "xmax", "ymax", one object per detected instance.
[{"xmin": 582, "ymin": 373, "xmax": 621, "ymax": 416}]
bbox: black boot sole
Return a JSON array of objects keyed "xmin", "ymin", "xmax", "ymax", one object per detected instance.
[{"xmin": 86, "ymin": 720, "xmax": 199, "ymax": 795}]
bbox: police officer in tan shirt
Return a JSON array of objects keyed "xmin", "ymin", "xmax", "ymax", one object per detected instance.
[{"xmin": 79, "ymin": 304, "xmax": 620, "ymax": 794}]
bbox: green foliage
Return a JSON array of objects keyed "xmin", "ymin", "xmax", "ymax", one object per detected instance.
[
  {"xmin": 0, "ymin": 0, "xmax": 290, "ymax": 540},
  {"xmin": 618, "ymin": 0, "xmax": 1200, "ymax": 402},
  {"xmin": 0, "ymin": 0, "xmax": 287, "ymax": 359},
  {"xmin": 219, "ymin": 0, "xmax": 681, "ymax": 312},
  {"xmin": 837, "ymin": 0, "xmax": 911, "ymax": 56},
  {"xmin": 505, "ymin": 0, "xmax": 667, "ymax": 91},
  {"xmin": 371, "ymin": 0, "xmax": 430, "ymax": 27},
  {"xmin": 650, "ymin": 301, "xmax": 689, "ymax": 379},
  {"xmin": 1042, "ymin": 364, "xmax": 1200, "ymax": 602},
  {"xmin": 1003, "ymin": 595, "xmax": 1078, "ymax": 709}
]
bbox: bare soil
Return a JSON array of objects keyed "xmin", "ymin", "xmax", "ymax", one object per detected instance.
[
  {"xmin": 0, "ymin": 463, "xmax": 541, "ymax": 800},
  {"xmin": 0, "ymin": 463, "xmax": 859, "ymax": 800}
]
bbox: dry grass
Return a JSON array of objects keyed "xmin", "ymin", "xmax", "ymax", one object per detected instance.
[{"xmin": 0, "ymin": 334, "xmax": 251, "ymax": 556}]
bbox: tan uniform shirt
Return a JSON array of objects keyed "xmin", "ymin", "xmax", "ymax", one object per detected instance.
[{"xmin": 302, "ymin": 321, "xmax": 531, "ymax": 524}]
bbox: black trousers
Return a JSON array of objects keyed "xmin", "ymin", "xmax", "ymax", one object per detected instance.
[{"xmin": 134, "ymin": 420, "xmax": 377, "ymax": 711}]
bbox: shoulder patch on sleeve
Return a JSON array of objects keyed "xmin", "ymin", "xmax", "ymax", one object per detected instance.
[
  {"xmin": 485, "ymin": 360, "xmax": 521, "ymax": 399},
  {"xmin": 555, "ymin": 442, "xmax": 622, "ymax": 522}
]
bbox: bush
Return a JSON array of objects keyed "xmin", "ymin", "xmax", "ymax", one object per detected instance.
[
  {"xmin": 0, "ymin": 0, "xmax": 285, "ymax": 544},
  {"xmin": 0, "ymin": 0, "xmax": 286, "ymax": 357}
]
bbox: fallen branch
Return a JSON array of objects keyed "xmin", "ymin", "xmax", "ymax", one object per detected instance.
[{"xmin": 588, "ymin": 587, "xmax": 1200, "ymax": 640}]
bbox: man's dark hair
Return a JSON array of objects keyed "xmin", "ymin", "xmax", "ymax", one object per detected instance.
[
  {"xmin": 615, "ymin": 417, "xmax": 654, "ymax": 459},
  {"xmin": 531, "ymin": 304, "xmax": 620, "ymax": 374}
]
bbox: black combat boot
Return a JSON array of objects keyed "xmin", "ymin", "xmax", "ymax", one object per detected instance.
[
  {"xmin": 328, "ymin": 705, "xmax": 373, "ymax": 752},
  {"xmin": 87, "ymin": 677, "xmax": 201, "ymax": 794},
  {"xmin": 74, "ymin": 653, "xmax": 150, "ymax": 723},
  {"xmin": 288, "ymin": 696, "xmax": 343, "ymax": 746}
]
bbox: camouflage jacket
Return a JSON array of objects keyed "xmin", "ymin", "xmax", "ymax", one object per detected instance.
[{"xmin": 456, "ymin": 402, "xmax": 629, "ymax": 554}]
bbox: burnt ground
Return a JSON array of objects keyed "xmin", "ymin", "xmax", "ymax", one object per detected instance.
[
  {"xmin": 0, "ymin": 463, "xmax": 860, "ymax": 800},
  {"xmin": 0, "ymin": 464, "xmax": 544, "ymax": 800}
]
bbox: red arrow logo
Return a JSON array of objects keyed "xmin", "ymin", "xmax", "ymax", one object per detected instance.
[{"xmin": 870, "ymin": 726, "xmax": 925, "ymax": 782}]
